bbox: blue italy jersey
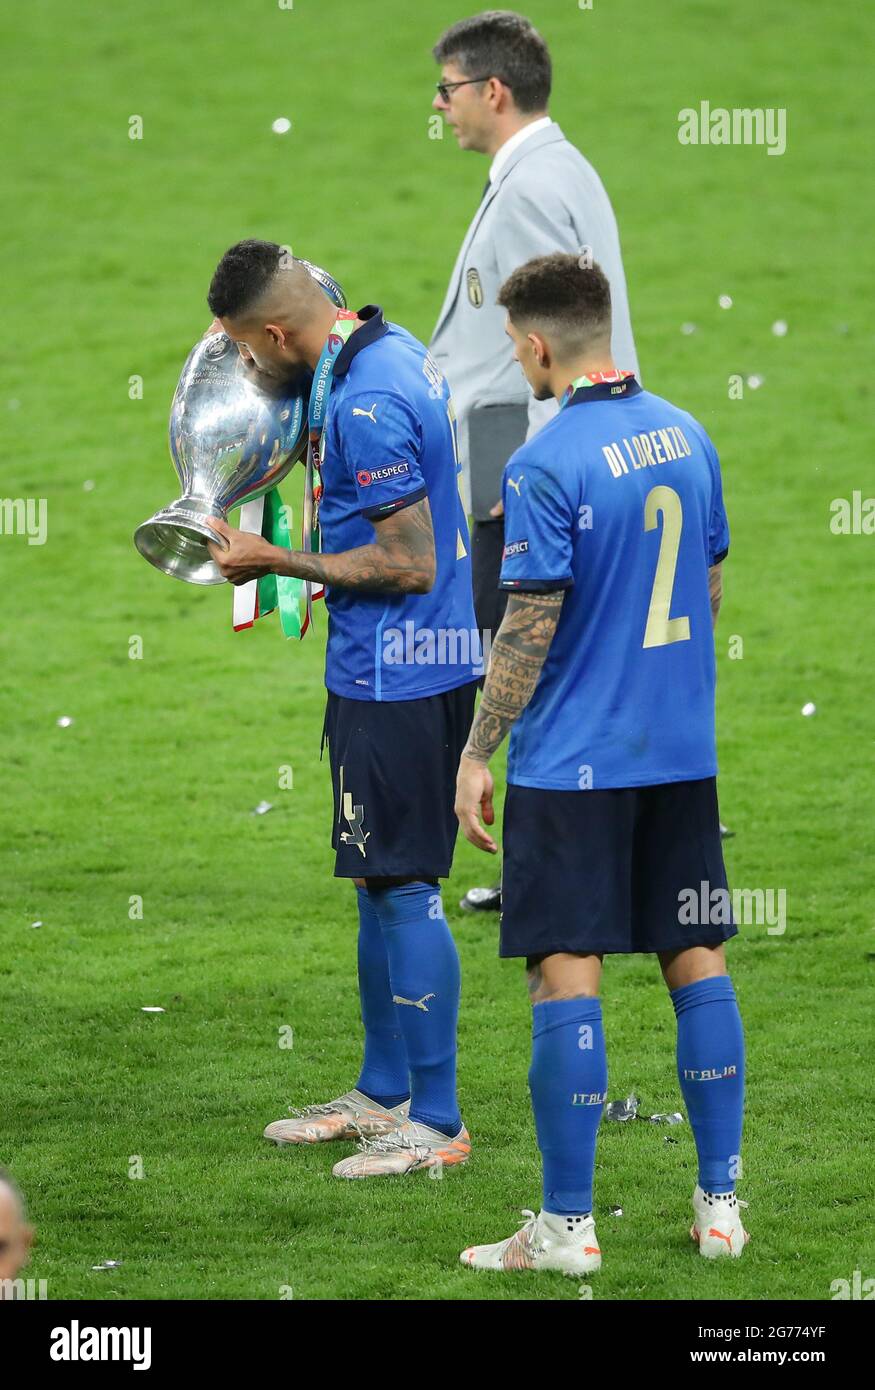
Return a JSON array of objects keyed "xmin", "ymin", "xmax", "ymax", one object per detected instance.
[
  {"xmin": 318, "ymin": 306, "xmax": 480, "ymax": 700},
  {"xmin": 499, "ymin": 376, "xmax": 729, "ymax": 790}
]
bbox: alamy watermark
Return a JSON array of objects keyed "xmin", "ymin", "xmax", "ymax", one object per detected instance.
[
  {"xmin": 0, "ymin": 497, "xmax": 47, "ymax": 545},
  {"xmin": 831, "ymin": 1270, "xmax": 874, "ymax": 1300},
  {"xmin": 1, "ymin": 1276, "xmax": 48, "ymax": 1300},
  {"xmin": 50, "ymin": 1322, "xmax": 151, "ymax": 1369},
  {"xmin": 382, "ymin": 622, "xmax": 488, "ymax": 676},
  {"xmin": 678, "ymin": 102, "xmax": 787, "ymax": 156},
  {"xmin": 830, "ymin": 492, "xmax": 875, "ymax": 534},
  {"xmin": 678, "ymin": 881, "xmax": 787, "ymax": 935}
]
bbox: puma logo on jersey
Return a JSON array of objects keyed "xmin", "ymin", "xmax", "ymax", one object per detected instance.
[
  {"xmin": 392, "ymin": 993, "xmax": 436, "ymax": 1012},
  {"xmin": 507, "ymin": 474, "xmax": 524, "ymax": 495},
  {"xmin": 352, "ymin": 403, "xmax": 378, "ymax": 423}
]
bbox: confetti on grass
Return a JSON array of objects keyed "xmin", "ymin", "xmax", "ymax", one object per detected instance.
[{"xmin": 605, "ymin": 1094, "xmax": 638, "ymax": 1122}]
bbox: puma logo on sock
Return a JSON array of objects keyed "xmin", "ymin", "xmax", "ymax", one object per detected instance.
[{"xmin": 393, "ymin": 993, "xmax": 436, "ymax": 1012}]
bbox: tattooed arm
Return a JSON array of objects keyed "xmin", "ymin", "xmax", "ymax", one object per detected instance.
[
  {"xmin": 465, "ymin": 591, "xmax": 564, "ymax": 762},
  {"xmin": 275, "ymin": 498, "xmax": 436, "ymax": 594},
  {"xmin": 455, "ymin": 590, "xmax": 565, "ymax": 852},
  {"xmin": 205, "ymin": 497, "xmax": 436, "ymax": 594}
]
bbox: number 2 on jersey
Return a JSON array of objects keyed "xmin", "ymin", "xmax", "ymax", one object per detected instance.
[{"xmin": 642, "ymin": 485, "xmax": 691, "ymax": 648}]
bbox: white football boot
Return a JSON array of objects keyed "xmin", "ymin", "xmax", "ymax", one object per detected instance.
[
  {"xmin": 332, "ymin": 1118, "xmax": 471, "ymax": 1178},
  {"xmin": 461, "ymin": 1209, "xmax": 601, "ymax": 1277},
  {"xmin": 690, "ymin": 1185, "xmax": 750, "ymax": 1258},
  {"xmin": 263, "ymin": 1090, "xmax": 408, "ymax": 1145}
]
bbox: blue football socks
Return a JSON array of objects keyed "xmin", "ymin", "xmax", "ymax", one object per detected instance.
[
  {"xmin": 529, "ymin": 997, "xmax": 607, "ymax": 1215},
  {"xmin": 671, "ymin": 976, "xmax": 745, "ymax": 1194},
  {"xmin": 354, "ymin": 886, "xmax": 409, "ymax": 1109},
  {"xmin": 368, "ymin": 882, "xmax": 462, "ymax": 1137}
]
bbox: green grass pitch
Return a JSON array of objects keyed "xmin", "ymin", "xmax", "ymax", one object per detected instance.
[{"xmin": 1, "ymin": 0, "xmax": 872, "ymax": 1300}]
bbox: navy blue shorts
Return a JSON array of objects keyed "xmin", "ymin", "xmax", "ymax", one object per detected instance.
[
  {"xmin": 323, "ymin": 682, "xmax": 477, "ymax": 880},
  {"xmin": 500, "ymin": 777, "xmax": 737, "ymax": 958}
]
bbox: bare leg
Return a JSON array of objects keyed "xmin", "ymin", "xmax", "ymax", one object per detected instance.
[
  {"xmin": 658, "ymin": 943, "xmax": 727, "ymax": 991},
  {"xmin": 527, "ymin": 951, "xmax": 603, "ymax": 1001}
]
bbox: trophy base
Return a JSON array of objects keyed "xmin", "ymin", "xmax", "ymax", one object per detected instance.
[{"xmin": 134, "ymin": 503, "xmax": 230, "ymax": 586}]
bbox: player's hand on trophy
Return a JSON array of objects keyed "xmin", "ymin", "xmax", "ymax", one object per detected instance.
[
  {"xmin": 455, "ymin": 755, "xmax": 498, "ymax": 854},
  {"xmin": 205, "ymin": 518, "xmax": 277, "ymax": 585}
]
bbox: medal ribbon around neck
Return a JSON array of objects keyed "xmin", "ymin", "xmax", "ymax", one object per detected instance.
[
  {"xmin": 231, "ymin": 310, "xmax": 359, "ymax": 641},
  {"xmin": 301, "ymin": 309, "xmax": 359, "ymax": 633},
  {"xmin": 560, "ymin": 368, "xmax": 635, "ymax": 410}
]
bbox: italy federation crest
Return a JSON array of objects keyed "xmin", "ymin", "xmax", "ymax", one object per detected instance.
[{"xmin": 466, "ymin": 267, "xmax": 484, "ymax": 308}]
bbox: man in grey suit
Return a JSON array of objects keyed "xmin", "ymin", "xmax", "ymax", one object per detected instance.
[{"xmin": 430, "ymin": 10, "xmax": 639, "ymax": 910}]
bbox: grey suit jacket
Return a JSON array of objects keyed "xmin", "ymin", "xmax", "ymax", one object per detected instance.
[{"xmin": 429, "ymin": 122, "xmax": 638, "ymax": 517}]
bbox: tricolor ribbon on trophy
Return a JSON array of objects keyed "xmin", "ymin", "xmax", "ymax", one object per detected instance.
[{"xmin": 133, "ymin": 260, "xmax": 349, "ymax": 641}]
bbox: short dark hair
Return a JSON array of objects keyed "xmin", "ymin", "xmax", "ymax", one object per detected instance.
[
  {"xmin": 497, "ymin": 252, "xmax": 612, "ymax": 358},
  {"xmin": 433, "ymin": 10, "xmax": 551, "ymax": 114},
  {"xmin": 207, "ymin": 239, "xmax": 287, "ymax": 320}
]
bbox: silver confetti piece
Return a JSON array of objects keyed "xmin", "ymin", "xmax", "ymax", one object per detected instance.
[
  {"xmin": 141, "ymin": 1006, "xmax": 165, "ymax": 1013},
  {"xmin": 801, "ymin": 701, "xmax": 816, "ymax": 717},
  {"xmin": 680, "ymin": 322, "xmax": 697, "ymax": 336},
  {"xmin": 604, "ymin": 1093, "xmax": 638, "ymax": 1122},
  {"xmin": 718, "ymin": 295, "xmax": 733, "ymax": 309},
  {"xmin": 91, "ymin": 1260, "xmax": 123, "ymax": 1271},
  {"xmin": 57, "ymin": 716, "xmax": 74, "ymax": 728},
  {"xmin": 253, "ymin": 801, "xmax": 274, "ymax": 815}
]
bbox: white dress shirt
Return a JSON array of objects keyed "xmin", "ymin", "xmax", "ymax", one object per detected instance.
[{"xmin": 488, "ymin": 116, "xmax": 554, "ymax": 185}]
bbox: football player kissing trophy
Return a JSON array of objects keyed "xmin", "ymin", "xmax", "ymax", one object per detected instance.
[{"xmin": 134, "ymin": 259, "xmax": 345, "ymax": 637}]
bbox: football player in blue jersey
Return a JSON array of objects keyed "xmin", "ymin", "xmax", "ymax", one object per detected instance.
[
  {"xmin": 454, "ymin": 252, "xmax": 748, "ymax": 1273},
  {"xmin": 204, "ymin": 241, "xmax": 479, "ymax": 1178}
]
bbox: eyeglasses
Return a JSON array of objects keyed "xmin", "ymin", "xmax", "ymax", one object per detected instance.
[{"xmin": 436, "ymin": 76, "xmax": 492, "ymax": 103}]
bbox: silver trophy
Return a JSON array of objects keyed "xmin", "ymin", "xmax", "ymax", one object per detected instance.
[{"xmin": 134, "ymin": 260, "xmax": 346, "ymax": 586}]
